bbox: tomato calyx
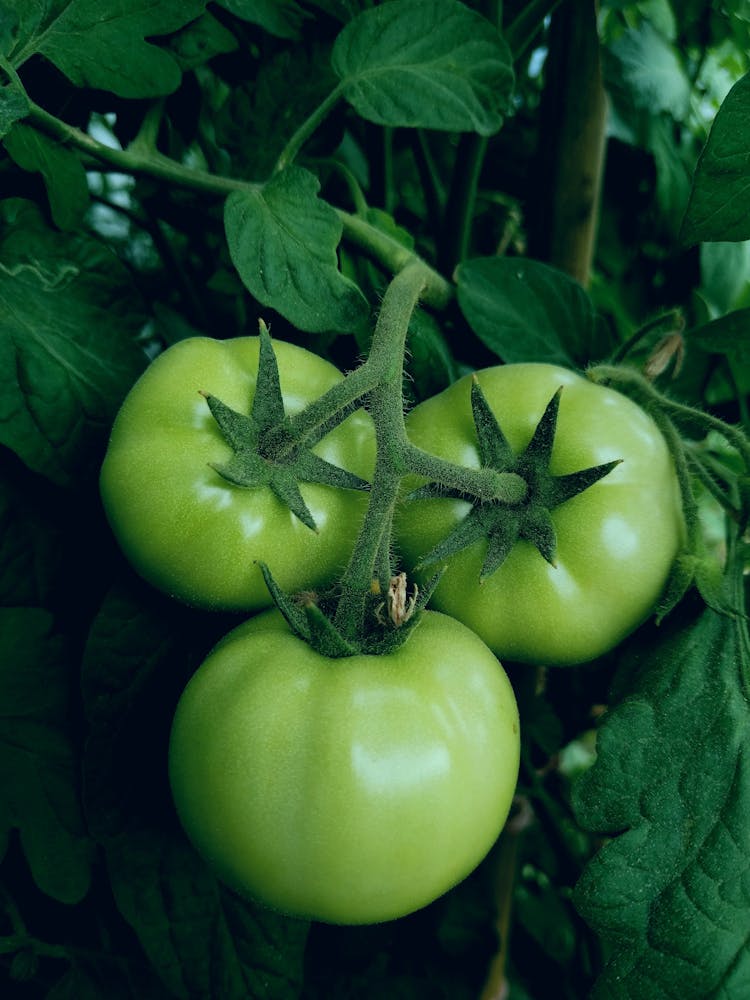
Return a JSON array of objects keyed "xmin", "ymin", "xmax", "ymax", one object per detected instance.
[
  {"xmin": 204, "ymin": 322, "xmax": 369, "ymax": 531},
  {"xmin": 258, "ymin": 562, "xmax": 442, "ymax": 657},
  {"xmin": 410, "ymin": 377, "xmax": 621, "ymax": 579}
]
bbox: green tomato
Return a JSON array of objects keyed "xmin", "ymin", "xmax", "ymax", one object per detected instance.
[
  {"xmin": 168, "ymin": 609, "xmax": 520, "ymax": 925},
  {"xmin": 100, "ymin": 337, "xmax": 374, "ymax": 611},
  {"xmin": 397, "ymin": 363, "xmax": 684, "ymax": 666}
]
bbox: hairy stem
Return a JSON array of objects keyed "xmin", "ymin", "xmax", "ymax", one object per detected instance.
[{"xmin": 334, "ymin": 262, "xmax": 429, "ymax": 639}]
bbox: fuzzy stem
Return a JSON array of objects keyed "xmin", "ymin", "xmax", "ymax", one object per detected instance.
[
  {"xmin": 589, "ymin": 364, "xmax": 750, "ymax": 471},
  {"xmin": 333, "ymin": 263, "xmax": 429, "ymax": 639},
  {"xmin": 28, "ymin": 102, "xmax": 253, "ymax": 195}
]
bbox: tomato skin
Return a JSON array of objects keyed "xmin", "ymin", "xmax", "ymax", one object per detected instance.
[
  {"xmin": 396, "ymin": 364, "xmax": 684, "ymax": 666},
  {"xmin": 99, "ymin": 337, "xmax": 374, "ymax": 611},
  {"xmin": 168, "ymin": 610, "xmax": 520, "ymax": 925}
]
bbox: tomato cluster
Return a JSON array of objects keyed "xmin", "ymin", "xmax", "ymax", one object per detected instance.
[{"xmin": 100, "ymin": 336, "xmax": 683, "ymax": 925}]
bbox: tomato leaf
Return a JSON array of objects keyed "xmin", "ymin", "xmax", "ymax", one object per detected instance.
[
  {"xmin": 224, "ymin": 167, "xmax": 368, "ymax": 333},
  {"xmin": 331, "ymin": 0, "xmax": 514, "ymax": 135},
  {"xmin": 681, "ymin": 71, "xmax": 750, "ymax": 244},
  {"xmin": 0, "ymin": 82, "xmax": 29, "ymax": 139},
  {"xmin": 3, "ymin": 0, "xmax": 206, "ymax": 97},
  {"xmin": 604, "ymin": 20, "xmax": 691, "ymax": 120},
  {"xmin": 573, "ymin": 587, "xmax": 750, "ymax": 997},
  {"xmin": 687, "ymin": 308, "xmax": 750, "ymax": 364},
  {"xmin": 214, "ymin": 0, "xmax": 307, "ymax": 39},
  {"xmin": 105, "ymin": 825, "xmax": 308, "ymax": 1000},
  {"xmin": 456, "ymin": 257, "xmax": 608, "ymax": 366},
  {"xmin": 0, "ymin": 204, "xmax": 147, "ymax": 488},
  {"xmin": 0, "ymin": 608, "xmax": 92, "ymax": 904},
  {"xmin": 4, "ymin": 123, "xmax": 89, "ymax": 230}
]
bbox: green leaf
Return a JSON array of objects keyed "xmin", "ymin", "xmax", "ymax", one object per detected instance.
[
  {"xmin": 224, "ymin": 167, "xmax": 368, "ymax": 333},
  {"xmin": 688, "ymin": 308, "xmax": 750, "ymax": 364},
  {"xmin": 456, "ymin": 257, "xmax": 607, "ymax": 366},
  {"xmin": 0, "ymin": 205, "xmax": 147, "ymax": 487},
  {"xmin": 5, "ymin": 0, "xmax": 207, "ymax": 97},
  {"xmin": 215, "ymin": 42, "xmax": 336, "ymax": 182},
  {"xmin": 165, "ymin": 10, "xmax": 237, "ymax": 71},
  {"xmin": 331, "ymin": 0, "xmax": 514, "ymax": 135},
  {"xmin": 105, "ymin": 825, "xmax": 308, "ymax": 1000},
  {"xmin": 0, "ymin": 608, "xmax": 91, "ymax": 904},
  {"xmin": 681, "ymin": 72, "xmax": 750, "ymax": 244},
  {"xmin": 214, "ymin": 0, "xmax": 307, "ymax": 39},
  {"xmin": 4, "ymin": 123, "xmax": 89, "ymax": 230},
  {"xmin": 0, "ymin": 82, "xmax": 28, "ymax": 139},
  {"xmin": 573, "ymin": 595, "xmax": 750, "ymax": 998},
  {"xmin": 604, "ymin": 20, "xmax": 691, "ymax": 120}
]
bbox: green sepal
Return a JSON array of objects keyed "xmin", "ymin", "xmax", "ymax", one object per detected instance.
[
  {"xmin": 471, "ymin": 376, "xmax": 514, "ymax": 468},
  {"xmin": 252, "ymin": 319, "xmax": 287, "ymax": 431},
  {"xmin": 258, "ymin": 562, "xmax": 436, "ymax": 659},
  {"xmin": 519, "ymin": 386, "xmax": 561, "ymax": 470},
  {"xmin": 204, "ymin": 393, "xmax": 258, "ymax": 451},
  {"xmin": 257, "ymin": 562, "xmax": 310, "ymax": 641},
  {"xmin": 205, "ymin": 322, "xmax": 369, "ymax": 530},
  {"xmin": 411, "ymin": 382, "xmax": 622, "ymax": 578},
  {"xmin": 268, "ymin": 469, "xmax": 317, "ymax": 531},
  {"xmin": 416, "ymin": 505, "xmax": 493, "ymax": 571},
  {"xmin": 519, "ymin": 503, "xmax": 557, "ymax": 566},
  {"xmin": 295, "ymin": 449, "xmax": 369, "ymax": 492},
  {"xmin": 303, "ymin": 601, "xmax": 360, "ymax": 657},
  {"xmin": 541, "ymin": 460, "xmax": 623, "ymax": 509}
]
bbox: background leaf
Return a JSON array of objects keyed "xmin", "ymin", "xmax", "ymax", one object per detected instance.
[
  {"xmin": 224, "ymin": 167, "xmax": 368, "ymax": 333},
  {"xmin": 688, "ymin": 308, "xmax": 750, "ymax": 363},
  {"xmin": 0, "ymin": 83, "xmax": 28, "ymax": 139},
  {"xmin": 0, "ymin": 204, "xmax": 147, "ymax": 487},
  {"xmin": 214, "ymin": 0, "xmax": 307, "ymax": 39},
  {"xmin": 0, "ymin": 608, "xmax": 91, "ymax": 904},
  {"xmin": 5, "ymin": 0, "xmax": 207, "ymax": 97},
  {"xmin": 604, "ymin": 19, "xmax": 691, "ymax": 119},
  {"xmin": 456, "ymin": 257, "xmax": 609, "ymax": 367},
  {"xmin": 331, "ymin": 0, "xmax": 514, "ymax": 135},
  {"xmin": 681, "ymin": 71, "xmax": 750, "ymax": 244},
  {"xmin": 3, "ymin": 123, "xmax": 89, "ymax": 230},
  {"xmin": 104, "ymin": 826, "xmax": 309, "ymax": 1000},
  {"xmin": 573, "ymin": 594, "xmax": 750, "ymax": 998}
]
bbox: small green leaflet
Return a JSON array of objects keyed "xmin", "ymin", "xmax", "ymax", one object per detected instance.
[
  {"xmin": 0, "ymin": 608, "xmax": 92, "ymax": 904},
  {"xmin": 224, "ymin": 167, "xmax": 368, "ymax": 333},
  {"xmin": 0, "ymin": 214, "xmax": 147, "ymax": 487},
  {"xmin": 3, "ymin": 0, "xmax": 206, "ymax": 97},
  {"xmin": 681, "ymin": 71, "xmax": 750, "ymax": 244},
  {"xmin": 331, "ymin": 0, "xmax": 514, "ymax": 135},
  {"xmin": 456, "ymin": 257, "xmax": 607, "ymax": 366},
  {"xmin": 573, "ymin": 593, "xmax": 750, "ymax": 998},
  {"xmin": 4, "ymin": 123, "xmax": 89, "ymax": 230}
]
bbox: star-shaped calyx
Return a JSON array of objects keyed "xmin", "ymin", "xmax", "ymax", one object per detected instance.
[
  {"xmin": 204, "ymin": 321, "xmax": 368, "ymax": 531},
  {"xmin": 412, "ymin": 377, "xmax": 622, "ymax": 579}
]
